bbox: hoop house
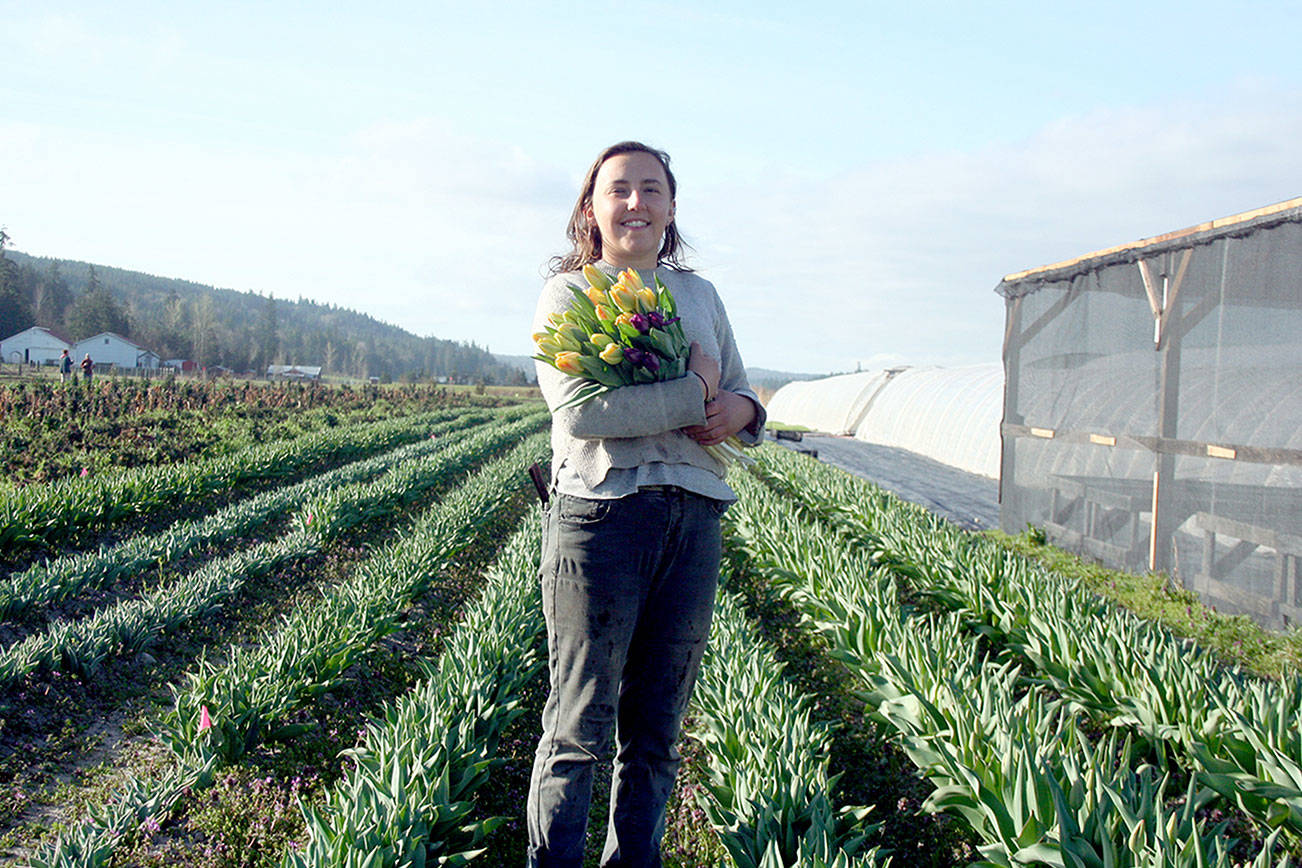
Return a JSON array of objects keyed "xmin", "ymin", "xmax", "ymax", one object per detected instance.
[
  {"xmin": 765, "ymin": 363, "xmax": 1003, "ymax": 479},
  {"xmin": 997, "ymin": 197, "xmax": 1302, "ymax": 628}
]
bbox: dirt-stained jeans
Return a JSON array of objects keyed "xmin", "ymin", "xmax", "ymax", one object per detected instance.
[{"xmin": 526, "ymin": 487, "xmax": 724, "ymax": 867}]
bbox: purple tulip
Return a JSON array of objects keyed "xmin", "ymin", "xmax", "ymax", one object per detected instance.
[
  {"xmin": 622, "ymin": 347, "xmax": 660, "ymax": 372},
  {"xmin": 646, "ymin": 311, "xmax": 677, "ymax": 329},
  {"xmin": 629, "ymin": 312, "xmax": 651, "ymax": 334}
]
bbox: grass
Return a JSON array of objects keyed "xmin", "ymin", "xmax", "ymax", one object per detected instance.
[{"xmin": 989, "ymin": 527, "xmax": 1302, "ymax": 678}]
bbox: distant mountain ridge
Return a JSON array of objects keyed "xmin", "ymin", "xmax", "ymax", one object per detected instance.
[{"xmin": 3, "ymin": 250, "xmax": 524, "ymax": 383}]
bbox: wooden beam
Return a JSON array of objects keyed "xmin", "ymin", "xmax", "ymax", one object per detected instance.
[
  {"xmin": 1157, "ymin": 248, "xmax": 1194, "ymax": 350},
  {"xmin": 1001, "ymin": 196, "xmax": 1302, "ymax": 283},
  {"xmin": 1137, "ymin": 258, "xmax": 1163, "ymax": 320}
]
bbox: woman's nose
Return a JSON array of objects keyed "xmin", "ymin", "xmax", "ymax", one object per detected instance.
[{"xmin": 626, "ymin": 190, "xmax": 643, "ymax": 210}]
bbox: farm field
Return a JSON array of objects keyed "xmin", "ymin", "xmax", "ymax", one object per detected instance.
[
  {"xmin": 0, "ymin": 382, "xmax": 1298, "ymax": 867},
  {"xmin": 0, "ymin": 378, "xmax": 514, "ymax": 487}
]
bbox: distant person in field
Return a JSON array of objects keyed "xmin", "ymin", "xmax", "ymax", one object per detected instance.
[
  {"xmin": 527, "ymin": 141, "xmax": 765, "ymax": 866},
  {"xmin": 60, "ymin": 349, "xmax": 73, "ymax": 382},
  {"xmin": 81, "ymin": 353, "xmax": 93, "ymax": 383}
]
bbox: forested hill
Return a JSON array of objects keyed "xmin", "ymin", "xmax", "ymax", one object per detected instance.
[{"xmin": 1, "ymin": 248, "xmax": 525, "ymax": 384}]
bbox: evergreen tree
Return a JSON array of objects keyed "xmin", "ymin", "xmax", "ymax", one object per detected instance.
[
  {"xmin": 66, "ymin": 266, "xmax": 130, "ymax": 339},
  {"xmin": 33, "ymin": 261, "xmax": 73, "ymax": 329},
  {"xmin": 255, "ymin": 293, "xmax": 278, "ymax": 372},
  {"xmin": 0, "ymin": 228, "xmax": 35, "ymax": 339}
]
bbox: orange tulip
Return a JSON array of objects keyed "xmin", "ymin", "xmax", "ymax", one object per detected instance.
[
  {"xmin": 610, "ymin": 286, "xmax": 639, "ymax": 313},
  {"xmin": 554, "ymin": 351, "xmax": 584, "ymax": 376},
  {"xmin": 619, "ymin": 268, "xmax": 646, "ymax": 292}
]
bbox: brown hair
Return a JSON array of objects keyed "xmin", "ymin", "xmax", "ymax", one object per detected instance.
[{"xmin": 549, "ymin": 141, "xmax": 692, "ymax": 275}]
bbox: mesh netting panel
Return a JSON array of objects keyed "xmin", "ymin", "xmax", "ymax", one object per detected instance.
[{"xmin": 999, "ymin": 204, "xmax": 1302, "ymax": 628}]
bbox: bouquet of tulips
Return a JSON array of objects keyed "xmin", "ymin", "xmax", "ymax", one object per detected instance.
[{"xmin": 533, "ymin": 264, "xmax": 751, "ymax": 467}]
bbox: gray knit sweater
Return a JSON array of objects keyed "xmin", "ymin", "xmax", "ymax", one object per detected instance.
[{"xmin": 532, "ymin": 263, "xmax": 765, "ymax": 501}]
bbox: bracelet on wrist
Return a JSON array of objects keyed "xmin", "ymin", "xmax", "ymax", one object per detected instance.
[{"xmin": 691, "ymin": 371, "xmax": 713, "ymax": 402}]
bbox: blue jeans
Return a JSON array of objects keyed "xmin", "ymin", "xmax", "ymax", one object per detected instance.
[{"xmin": 526, "ymin": 487, "xmax": 725, "ymax": 867}]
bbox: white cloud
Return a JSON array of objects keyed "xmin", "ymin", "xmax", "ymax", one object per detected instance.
[{"xmin": 687, "ymin": 83, "xmax": 1302, "ymax": 373}]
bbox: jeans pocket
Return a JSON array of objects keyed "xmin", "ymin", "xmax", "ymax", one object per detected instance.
[{"xmin": 555, "ymin": 495, "xmax": 613, "ymax": 526}]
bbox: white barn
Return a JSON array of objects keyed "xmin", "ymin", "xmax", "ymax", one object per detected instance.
[
  {"xmin": 73, "ymin": 332, "xmax": 161, "ymax": 369},
  {"xmin": 267, "ymin": 365, "xmax": 322, "ymax": 381},
  {"xmin": 1, "ymin": 326, "xmax": 73, "ymax": 365}
]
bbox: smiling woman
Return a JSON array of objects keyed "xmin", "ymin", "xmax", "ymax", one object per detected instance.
[{"xmin": 527, "ymin": 141, "xmax": 765, "ymax": 866}]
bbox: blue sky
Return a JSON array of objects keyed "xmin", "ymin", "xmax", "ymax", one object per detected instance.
[{"xmin": 3, "ymin": 1, "xmax": 1300, "ymax": 373}]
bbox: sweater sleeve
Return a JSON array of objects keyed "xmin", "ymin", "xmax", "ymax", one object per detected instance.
[
  {"xmin": 533, "ymin": 274, "xmax": 708, "ymax": 440},
  {"xmin": 712, "ymin": 287, "xmax": 767, "ymax": 446}
]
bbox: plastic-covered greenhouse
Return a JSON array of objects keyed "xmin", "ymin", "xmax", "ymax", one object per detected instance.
[
  {"xmin": 765, "ymin": 363, "xmax": 1003, "ymax": 479},
  {"xmin": 998, "ymin": 197, "xmax": 1302, "ymax": 628}
]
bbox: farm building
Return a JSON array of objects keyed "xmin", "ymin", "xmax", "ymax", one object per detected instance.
[
  {"xmin": 998, "ymin": 197, "xmax": 1302, "ymax": 628},
  {"xmin": 267, "ymin": 364, "xmax": 322, "ymax": 381},
  {"xmin": 74, "ymin": 332, "xmax": 161, "ymax": 369},
  {"xmin": 765, "ymin": 362, "xmax": 1003, "ymax": 480},
  {"xmin": 1, "ymin": 326, "xmax": 72, "ymax": 365}
]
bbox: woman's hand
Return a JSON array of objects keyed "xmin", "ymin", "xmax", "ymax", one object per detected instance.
[
  {"xmin": 687, "ymin": 341, "xmax": 720, "ymax": 402},
  {"xmin": 682, "ymin": 391, "xmax": 757, "ymax": 446}
]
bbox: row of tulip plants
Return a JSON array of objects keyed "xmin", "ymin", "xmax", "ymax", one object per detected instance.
[
  {"xmin": 753, "ymin": 444, "xmax": 1302, "ymax": 845},
  {"xmin": 29, "ymin": 429, "xmax": 550, "ymax": 867},
  {"xmin": 287, "ymin": 516, "xmax": 896, "ymax": 868},
  {"xmin": 723, "ymin": 454, "xmax": 1287, "ymax": 867},
  {"xmin": 0, "ymin": 411, "xmax": 547, "ymax": 691},
  {"xmin": 691, "ymin": 586, "xmax": 889, "ymax": 867},
  {"xmin": 284, "ymin": 505, "xmax": 547, "ymax": 866},
  {"xmin": 0, "ymin": 408, "xmax": 502, "ymax": 623},
  {"xmin": 0, "ymin": 407, "xmax": 468, "ymax": 560}
]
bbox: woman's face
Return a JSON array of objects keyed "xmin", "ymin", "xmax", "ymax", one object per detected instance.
[{"xmin": 584, "ymin": 151, "xmax": 675, "ymax": 270}]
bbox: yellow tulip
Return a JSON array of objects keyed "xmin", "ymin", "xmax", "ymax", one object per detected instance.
[
  {"xmin": 637, "ymin": 287, "xmax": 657, "ymax": 310},
  {"xmin": 590, "ymin": 333, "xmax": 613, "ymax": 348},
  {"xmin": 595, "ymin": 304, "xmax": 615, "ymax": 323},
  {"xmin": 619, "ymin": 269, "xmax": 645, "ymax": 292},
  {"xmin": 599, "ymin": 343, "xmax": 624, "ymax": 365},
  {"xmin": 584, "ymin": 286, "xmax": 608, "ymax": 306},
  {"xmin": 536, "ymin": 335, "xmax": 564, "ymax": 356},
  {"xmin": 583, "ymin": 263, "xmax": 612, "ymax": 292},
  {"xmin": 554, "ymin": 351, "xmax": 584, "ymax": 376},
  {"xmin": 547, "ymin": 312, "xmax": 565, "ymax": 326},
  {"xmin": 610, "ymin": 286, "xmax": 639, "ymax": 313},
  {"xmin": 531, "ymin": 331, "xmax": 550, "ymax": 345},
  {"xmin": 615, "ymin": 312, "xmax": 636, "ymax": 329},
  {"xmin": 556, "ymin": 323, "xmax": 585, "ymax": 352}
]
